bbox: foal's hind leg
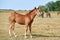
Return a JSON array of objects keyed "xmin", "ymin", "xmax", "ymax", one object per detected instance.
[
  {"xmin": 9, "ymin": 26, "xmax": 12, "ymax": 37},
  {"xmin": 9, "ymin": 22, "xmax": 17, "ymax": 37}
]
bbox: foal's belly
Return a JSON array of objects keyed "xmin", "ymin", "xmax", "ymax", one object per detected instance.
[
  {"xmin": 15, "ymin": 17, "xmax": 25, "ymax": 25},
  {"xmin": 17, "ymin": 20, "xmax": 25, "ymax": 25}
]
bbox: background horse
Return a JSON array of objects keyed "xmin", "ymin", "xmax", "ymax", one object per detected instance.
[
  {"xmin": 38, "ymin": 12, "xmax": 44, "ymax": 18},
  {"xmin": 57, "ymin": 11, "xmax": 60, "ymax": 15},
  {"xmin": 9, "ymin": 7, "xmax": 40, "ymax": 38},
  {"xmin": 46, "ymin": 12, "xmax": 51, "ymax": 18}
]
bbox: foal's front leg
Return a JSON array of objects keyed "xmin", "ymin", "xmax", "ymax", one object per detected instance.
[{"xmin": 29, "ymin": 25, "xmax": 32, "ymax": 38}]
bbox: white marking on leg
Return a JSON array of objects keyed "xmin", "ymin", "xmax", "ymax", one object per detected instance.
[
  {"xmin": 12, "ymin": 31, "xmax": 17, "ymax": 37},
  {"xmin": 30, "ymin": 33, "xmax": 32, "ymax": 38},
  {"xmin": 25, "ymin": 31, "xmax": 27, "ymax": 38},
  {"xmin": 9, "ymin": 29, "xmax": 11, "ymax": 37},
  {"xmin": 29, "ymin": 31, "xmax": 32, "ymax": 38},
  {"xmin": 29, "ymin": 26, "xmax": 32, "ymax": 38}
]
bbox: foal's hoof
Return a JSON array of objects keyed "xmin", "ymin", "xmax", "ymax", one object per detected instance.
[
  {"xmin": 15, "ymin": 35, "xmax": 17, "ymax": 37},
  {"xmin": 25, "ymin": 36, "xmax": 27, "ymax": 39},
  {"xmin": 30, "ymin": 36, "xmax": 32, "ymax": 38}
]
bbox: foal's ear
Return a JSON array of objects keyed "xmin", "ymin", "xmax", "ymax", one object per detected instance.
[{"xmin": 34, "ymin": 7, "xmax": 36, "ymax": 9}]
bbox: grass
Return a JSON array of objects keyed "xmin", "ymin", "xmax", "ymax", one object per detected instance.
[{"xmin": 0, "ymin": 11, "xmax": 60, "ymax": 40}]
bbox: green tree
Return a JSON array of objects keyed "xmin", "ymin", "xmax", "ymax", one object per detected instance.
[
  {"xmin": 38, "ymin": 1, "xmax": 60, "ymax": 11},
  {"xmin": 46, "ymin": 1, "xmax": 60, "ymax": 11},
  {"xmin": 38, "ymin": 5, "xmax": 47, "ymax": 12}
]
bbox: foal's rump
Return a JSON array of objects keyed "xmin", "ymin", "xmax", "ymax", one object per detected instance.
[{"xmin": 9, "ymin": 12, "xmax": 17, "ymax": 22}]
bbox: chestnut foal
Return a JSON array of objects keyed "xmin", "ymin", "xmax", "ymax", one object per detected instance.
[{"xmin": 9, "ymin": 7, "xmax": 40, "ymax": 38}]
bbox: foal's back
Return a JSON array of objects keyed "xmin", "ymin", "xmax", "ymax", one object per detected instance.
[{"xmin": 9, "ymin": 12, "xmax": 26, "ymax": 25}]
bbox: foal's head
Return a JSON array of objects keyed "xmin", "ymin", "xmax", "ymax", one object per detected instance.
[{"xmin": 34, "ymin": 7, "xmax": 40, "ymax": 16}]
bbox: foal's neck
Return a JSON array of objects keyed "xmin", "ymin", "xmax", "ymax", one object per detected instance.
[{"xmin": 27, "ymin": 10, "xmax": 37, "ymax": 20}]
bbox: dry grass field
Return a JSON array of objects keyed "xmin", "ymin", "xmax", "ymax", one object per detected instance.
[{"xmin": 0, "ymin": 11, "xmax": 60, "ymax": 40}]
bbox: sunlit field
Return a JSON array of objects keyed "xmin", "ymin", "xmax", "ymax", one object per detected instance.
[{"xmin": 0, "ymin": 11, "xmax": 60, "ymax": 40}]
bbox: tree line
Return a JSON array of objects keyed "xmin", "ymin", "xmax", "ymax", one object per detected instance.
[{"xmin": 38, "ymin": 1, "xmax": 60, "ymax": 12}]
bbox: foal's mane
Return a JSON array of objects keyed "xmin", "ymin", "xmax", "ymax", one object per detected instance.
[{"xmin": 26, "ymin": 8, "xmax": 36, "ymax": 15}]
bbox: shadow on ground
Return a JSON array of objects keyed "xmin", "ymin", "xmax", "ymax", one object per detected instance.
[
  {"xmin": 32, "ymin": 34, "xmax": 60, "ymax": 38},
  {"xmin": 8, "ymin": 34, "xmax": 60, "ymax": 40}
]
